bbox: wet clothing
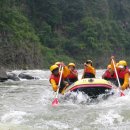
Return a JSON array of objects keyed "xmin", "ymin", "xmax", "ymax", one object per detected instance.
[
  {"xmin": 49, "ymin": 66, "xmax": 70, "ymax": 93},
  {"xmin": 50, "ymin": 79, "xmax": 67, "ymax": 93},
  {"xmin": 102, "ymin": 70, "xmax": 116, "ymax": 79},
  {"xmin": 117, "ymin": 68, "xmax": 129, "ymax": 90},
  {"xmin": 102, "ymin": 70, "xmax": 117, "ymax": 86},
  {"xmin": 67, "ymin": 70, "xmax": 78, "ymax": 84},
  {"xmin": 82, "ymin": 65, "xmax": 96, "ymax": 78},
  {"xmin": 111, "ymin": 60, "xmax": 130, "ymax": 90},
  {"xmin": 62, "ymin": 66, "xmax": 70, "ymax": 79},
  {"xmin": 83, "ymin": 73, "xmax": 95, "ymax": 78}
]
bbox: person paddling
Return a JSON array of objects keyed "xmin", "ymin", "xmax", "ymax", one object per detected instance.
[
  {"xmin": 111, "ymin": 56, "xmax": 130, "ymax": 90},
  {"xmin": 102, "ymin": 64, "xmax": 117, "ymax": 85},
  {"xmin": 67, "ymin": 63, "xmax": 78, "ymax": 84},
  {"xmin": 49, "ymin": 63, "xmax": 70, "ymax": 93},
  {"xmin": 82, "ymin": 60, "xmax": 96, "ymax": 78}
]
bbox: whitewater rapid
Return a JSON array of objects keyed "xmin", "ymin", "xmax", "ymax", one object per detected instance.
[{"xmin": 0, "ymin": 69, "xmax": 130, "ymax": 130}]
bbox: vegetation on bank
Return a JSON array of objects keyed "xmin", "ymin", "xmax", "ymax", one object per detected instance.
[{"xmin": 1, "ymin": 0, "xmax": 130, "ymax": 69}]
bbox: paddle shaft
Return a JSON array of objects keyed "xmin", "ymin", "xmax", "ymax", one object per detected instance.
[
  {"xmin": 112, "ymin": 59, "xmax": 125, "ymax": 96},
  {"xmin": 112, "ymin": 59, "xmax": 121, "ymax": 88},
  {"xmin": 55, "ymin": 66, "xmax": 64, "ymax": 98}
]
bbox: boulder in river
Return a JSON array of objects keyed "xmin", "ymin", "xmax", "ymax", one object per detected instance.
[
  {"xmin": 7, "ymin": 72, "xmax": 20, "ymax": 81},
  {"xmin": 18, "ymin": 72, "xmax": 37, "ymax": 80},
  {"xmin": 0, "ymin": 67, "xmax": 8, "ymax": 82}
]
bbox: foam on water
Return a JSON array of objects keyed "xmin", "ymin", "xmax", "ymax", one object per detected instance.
[
  {"xmin": 93, "ymin": 110, "xmax": 124, "ymax": 126},
  {"xmin": 0, "ymin": 69, "xmax": 130, "ymax": 130},
  {"xmin": 1, "ymin": 111, "xmax": 27, "ymax": 124},
  {"xmin": 0, "ymin": 123, "xmax": 42, "ymax": 130}
]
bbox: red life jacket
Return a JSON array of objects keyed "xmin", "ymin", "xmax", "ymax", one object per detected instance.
[
  {"xmin": 117, "ymin": 68, "xmax": 129, "ymax": 79},
  {"xmin": 103, "ymin": 70, "xmax": 116, "ymax": 79},
  {"xmin": 116, "ymin": 68, "xmax": 129, "ymax": 85},
  {"xmin": 67, "ymin": 70, "xmax": 77, "ymax": 79},
  {"xmin": 49, "ymin": 74, "xmax": 60, "ymax": 85}
]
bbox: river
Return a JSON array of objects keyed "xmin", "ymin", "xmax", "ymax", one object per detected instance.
[{"xmin": 0, "ymin": 69, "xmax": 130, "ymax": 130}]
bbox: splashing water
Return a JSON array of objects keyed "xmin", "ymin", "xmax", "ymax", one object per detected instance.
[{"xmin": 0, "ymin": 69, "xmax": 130, "ymax": 130}]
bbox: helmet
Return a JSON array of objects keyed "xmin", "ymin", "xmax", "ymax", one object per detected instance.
[
  {"xmin": 107, "ymin": 64, "xmax": 111, "ymax": 69},
  {"xmin": 55, "ymin": 62, "xmax": 61, "ymax": 65},
  {"xmin": 118, "ymin": 60, "xmax": 127, "ymax": 67},
  {"xmin": 55, "ymin": 62, "xmax": 61, "ymax": 67},
  {"xmin": 68, "ymin": 63, "xmax": 75, "ymax": 67},
  {"xmin": 50, "ymin": 65, "xmax": 59, "ymax": 72}
]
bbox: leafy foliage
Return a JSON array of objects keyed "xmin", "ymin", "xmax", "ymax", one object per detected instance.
[{"xmin": 1, "ymin": 0, "xmax": 130, "ymax": 68}]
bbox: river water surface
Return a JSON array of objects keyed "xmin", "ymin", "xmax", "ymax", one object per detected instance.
[{"xmin": 0, "ymin": 69, "xmax": 130, "ymax": 130}]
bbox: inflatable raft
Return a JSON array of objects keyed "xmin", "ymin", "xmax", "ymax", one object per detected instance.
[{"xmin": 62, "ymin": 78, "xmax": 113, "ymax": 98}]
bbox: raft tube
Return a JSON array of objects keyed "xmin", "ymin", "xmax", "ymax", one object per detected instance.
[{"xmin": 63, "ymin": 78, "xmax": 113, "ymax": 98}]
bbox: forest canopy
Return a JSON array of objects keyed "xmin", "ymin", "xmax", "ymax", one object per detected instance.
[{"xmin": 1, "ymin": 0, "xmax": 130, "ymax": 69}]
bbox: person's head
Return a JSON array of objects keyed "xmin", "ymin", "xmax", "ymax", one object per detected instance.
[
  {"xmin": 107, "ymin": 64, "xmax": 111, "ymax": 69},
  {"xmin": 68, "ymin": 63, "xmax": 75, "ymax": 70},
  {"xmin": 107, "ymin": 64, "xmax": 113, "ymax": 74},
  {"xmin": 86, "ymin": 60, "xmax": 93, "ymax": 66},
  {"xmin": 50, "ymin": 65, "xmax": 59, "ymax": 75},
  {"xmin": 118, "ymin": 60, "xmax": 127, "ymax": 70}
]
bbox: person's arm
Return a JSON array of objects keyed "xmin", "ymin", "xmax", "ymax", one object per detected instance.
[
  {"xmin": 62, "ymin": 66, "xmax": 70, "ymax": 79},
  {"xmin": 110, "ymin": 56, "xmax": 116, "ymax": 71},
  {"xmin": 50, "ymin": 79, "xmax": 58, "ymax": 92},
  {"xmin": 71, "ymin": 70, "xmax": 78, "ymax": 77},
  {"xmin": 121, "ymin": 73, "xmax": 129, "ymax": 90},
  {"xmin": 59, "ymin": 62, "xmax": 70, "ymax": 79}
]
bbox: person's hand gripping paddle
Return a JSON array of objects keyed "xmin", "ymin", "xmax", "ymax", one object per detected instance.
[
  {"xmin": 112, "ymin": 59, "xmax": 125, "ymax": 96},
  {"xmin": 52, "ymin": 66, "xmax": 64, "ymax": 106}
]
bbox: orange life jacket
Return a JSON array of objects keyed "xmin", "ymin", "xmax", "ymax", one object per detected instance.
[{"xmin": 84, "ymin": 67, "xmax": 95, "ymax": 78}]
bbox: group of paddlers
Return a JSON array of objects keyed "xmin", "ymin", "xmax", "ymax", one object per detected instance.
[{"xmin": 49, "ymin": 56, "xmax": 130, "ymax": 94}]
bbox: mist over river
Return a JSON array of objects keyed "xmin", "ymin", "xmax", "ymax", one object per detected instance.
[{"xmin": 0, "ymin": 69, "xmax": 130, "ymax": 130}]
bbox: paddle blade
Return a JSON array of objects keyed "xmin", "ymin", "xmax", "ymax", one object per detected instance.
[
  {"xmin": 52, "ymin": 98, "xmax": 59, "ymax": 107},
  {"xmin": 120, "ymin": 92, "xmax": 125, "ymax": 96}
]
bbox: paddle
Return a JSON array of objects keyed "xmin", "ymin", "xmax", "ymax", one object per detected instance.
[
  {"xmin": 52, "ymin": 66, "xmax": 64, "ymax": 106},
  {"xmin": 112, "ymin": 59, "xmax": 125, "ymax": 96}
]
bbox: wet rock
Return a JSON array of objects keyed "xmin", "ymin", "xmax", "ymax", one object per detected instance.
[
  {"xmin": 0, "ymin": 68, "xmax": 8, "ymax": 82},
  {"xmin": 18, "ymin": 73, "xmax": 35, "ymax": 80},
  {"xmin": 7, "ymin": 73, "xmax": 20, "ymax": 81}
]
